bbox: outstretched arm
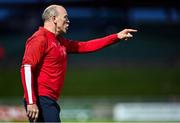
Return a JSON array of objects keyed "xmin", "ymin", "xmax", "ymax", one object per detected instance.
[{"xmin": 63, "ymin": 28, "xmax": 137, "ymax": 53}]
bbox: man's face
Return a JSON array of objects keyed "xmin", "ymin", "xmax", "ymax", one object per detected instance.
[{"xmin": 54, "ymin": 8, "xmax": 70, "ymax": 35}]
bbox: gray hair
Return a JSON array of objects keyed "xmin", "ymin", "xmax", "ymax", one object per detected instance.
[{"xmin": 42, "ymin": 5, "xmax": 59, "ymax": 22}]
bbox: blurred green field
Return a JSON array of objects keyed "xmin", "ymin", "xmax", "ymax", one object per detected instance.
[
  {"xmin": 0, "ymin": 67, "xmax": 180, "ymax": 98},
  {"xmin": 64, "ymin": 67, "xmax": 180, "ymax": 97}
]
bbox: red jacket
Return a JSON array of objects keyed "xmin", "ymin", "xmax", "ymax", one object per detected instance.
[{"xmin": 21, "ymin": 27, "xmax": 119, "ymax": 104}]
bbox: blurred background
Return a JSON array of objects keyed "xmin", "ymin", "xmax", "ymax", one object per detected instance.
[{"xmin": 0, "ymin": 0, "xmax": 180, "ymax": 122}]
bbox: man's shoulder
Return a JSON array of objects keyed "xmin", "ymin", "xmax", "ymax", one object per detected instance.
[
  {"xmin": 26, "ymin": 29, "xmax": 47, "ymax": 44},
  {"xmin": 29, "ymin": 29, "xmax": 46, "ymax": 40}
]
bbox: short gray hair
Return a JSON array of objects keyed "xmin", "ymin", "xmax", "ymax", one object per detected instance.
[{"xmin": 42, "ymin": 5, "xmax": 59, "ymax": 22}]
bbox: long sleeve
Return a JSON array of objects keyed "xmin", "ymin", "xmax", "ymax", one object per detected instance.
[
  {"xmin": 20, "ymin": 36, "xmax": 47, "ymax": 104},
  {"xmin": 62, "ymin": 34, "xmax": 119, "ymax": 53}
]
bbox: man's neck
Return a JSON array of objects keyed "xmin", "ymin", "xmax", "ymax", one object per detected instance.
[{"xmin": 43, "ymin": 22, "xmax": 56, "ymax": 35}]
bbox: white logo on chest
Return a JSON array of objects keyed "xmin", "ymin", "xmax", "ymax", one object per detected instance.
[{"xmin": 51, "ymin": 42, "xmax": 57, "ymax": 47}]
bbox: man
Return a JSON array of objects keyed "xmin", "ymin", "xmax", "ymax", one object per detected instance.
[{"xmin": 20, "ymin": 4, "xmax": 137, "ymax": 122}]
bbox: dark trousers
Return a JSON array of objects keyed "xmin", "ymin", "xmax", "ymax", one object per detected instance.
[{"xmin": 24, "ymin": 96, "xmax": 61, "ymax": 122}]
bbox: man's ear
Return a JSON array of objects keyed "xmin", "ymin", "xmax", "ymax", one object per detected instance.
[{"xmin": 52, "ymin": 16, "xmax": 57, "ymax": 24}]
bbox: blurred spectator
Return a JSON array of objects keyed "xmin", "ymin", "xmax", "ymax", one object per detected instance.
[{"xmin": 0, "ymin": 45, "xmax": 5, "ymax": 61}]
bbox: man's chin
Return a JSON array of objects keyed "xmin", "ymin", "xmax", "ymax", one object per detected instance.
[
  {"xmin": 63, "ymin": 30, "xmax": 68, "ymax": 34},
  {"xmin": 57, "ymin": 30, "xmax": 67, "ymax": 36}
]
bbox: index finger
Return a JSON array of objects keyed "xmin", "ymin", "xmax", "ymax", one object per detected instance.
[{"xmin": 127, "ymin": 29, "xmax": 138, "ymax": 32}]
